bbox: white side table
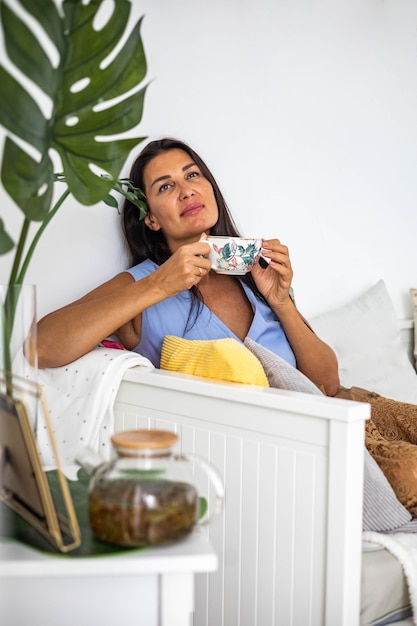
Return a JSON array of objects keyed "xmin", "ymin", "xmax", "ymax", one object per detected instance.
[{"xmin": 0, "ymin": 530, "xmax": 217, "ymax": 626}]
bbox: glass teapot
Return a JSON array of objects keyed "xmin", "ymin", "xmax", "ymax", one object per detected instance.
[{"xmin": 76, "ymin": 429, "xmax": 224, "ymax": 548}]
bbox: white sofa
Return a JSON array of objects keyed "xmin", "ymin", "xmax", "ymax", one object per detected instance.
[
  {"xmin": 112, "ymin": 280, "xmax": 417, "ymax": 626},
  {"xmin": 31, "ymin": 279, "xmax": 414, "ymax": 626},
  {"xmin": 115, "ymin": 367, "xmax": 368, "ymax": 626}
]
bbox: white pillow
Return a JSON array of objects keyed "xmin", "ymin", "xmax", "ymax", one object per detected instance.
[
  {"xmin": 310, "ymin": 280, "xmax": 417, "ymax": 403},
  {"xmin": 244, "ymin": 337, "xmax": 323, "ymax": 395}
]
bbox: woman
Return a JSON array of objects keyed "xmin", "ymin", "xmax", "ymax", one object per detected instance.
[{"xmin": 38, "ymin": 138, "xmax": 340, "ymax": 396}]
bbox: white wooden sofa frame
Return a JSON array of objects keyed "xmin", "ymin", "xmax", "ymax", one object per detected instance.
[{"xmin": 113, "ymin": 321, "xmax": 414, "ymax": 626}]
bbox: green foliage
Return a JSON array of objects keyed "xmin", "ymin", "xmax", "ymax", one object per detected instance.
[
  {"xmin": 0, "ymin": 0, "xmax": 149, "ymax": 282},
  {"xmin": 102, "ymin": 177, "xmax": 148, "ymax": 218}
]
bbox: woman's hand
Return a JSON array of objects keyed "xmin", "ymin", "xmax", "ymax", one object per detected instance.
[
  {"xmin": 150, "ymin": 240, "xmax": 211, "ymax": 297},
  {"xmin": 251, "ymin": 238, "xmax": 293, "ymax": 309}
]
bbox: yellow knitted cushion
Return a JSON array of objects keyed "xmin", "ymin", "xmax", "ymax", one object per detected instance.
[{"xmin": 160, "ymin": 336, "xmax": 269, "ymax": 387}]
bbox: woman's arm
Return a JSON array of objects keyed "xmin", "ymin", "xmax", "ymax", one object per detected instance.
[
  {"xmin": 37, "ymin": 240, "xmax": 212, "ymax": 369},
  {"xmin": 38, "ymin": 272, "xmax": 149, "ymax": 368},
  {"xmin": 251, "ymin": 238, "xmax": 340, "ymax": 396},
  {"xmin": 269, "ymin": 298, "xmax": 340, "ymax": 396}
]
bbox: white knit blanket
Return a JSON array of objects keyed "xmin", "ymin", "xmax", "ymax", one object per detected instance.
[
  {"xmin": 363, "ymin": 531, "xmax": 417, "ymax": 625},
  {"xmin": 36, "ymin": 347, "xmax": 154, "ymax": 465}
]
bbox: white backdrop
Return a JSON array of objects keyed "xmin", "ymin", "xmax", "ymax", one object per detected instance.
[{"xmin": 1, "ymin": 0, "xmax": 416, "ymax": 322}]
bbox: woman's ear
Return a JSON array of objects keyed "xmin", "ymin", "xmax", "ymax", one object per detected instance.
[{"xmin": 144, "ymin": 213, "xmax": 161, "ymax": 231}]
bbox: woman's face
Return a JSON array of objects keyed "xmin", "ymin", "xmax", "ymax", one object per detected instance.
[{"xmin": 142, "ymin": 148, "xmax": 219, "ymax": 251}]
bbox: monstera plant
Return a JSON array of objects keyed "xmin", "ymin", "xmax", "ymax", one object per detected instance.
[{"xmin": 0, "ymin": 0, "xmax": 148, "ymax": 375}]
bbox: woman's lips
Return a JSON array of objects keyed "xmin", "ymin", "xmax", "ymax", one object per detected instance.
[{"xmin": 180, "ymin": 203, "xmax": 204, "ymax": 217}]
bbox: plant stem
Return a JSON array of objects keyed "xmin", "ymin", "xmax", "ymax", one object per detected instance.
[
  {"xmin": 4, "ymin": 188, "xmax": 70, "ymax": 347},
  {"xmin": 8, "ymin": 218, "xmax": 30, "ymax": 287},
  {"xmin": 2, "ymin": 220, "xmax": 30, "ymax": 380},
  {"xmin": 15, "ymin": 187, "xmax": 71, "ymax": 285},
  {"xmin": 1, "ymin": 293, "xmax": 12, "ymax": 379},
  {"xmin": 2, "ymin": 187, "xmax": 71, "ymax": 388}
]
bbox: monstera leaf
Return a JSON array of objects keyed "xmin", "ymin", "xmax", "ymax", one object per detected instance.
[{"xmin": 0, "ymin": 0, "xmax": 148, "ymax": 272}]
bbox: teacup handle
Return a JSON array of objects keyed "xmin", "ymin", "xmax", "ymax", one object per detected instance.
[
  {"xmin": 201, "ymin": 239, "xmax": 219, "ymax": 271},
  {"xmin": 199, "ymin": 237, "xmax": 213, "ymax": 258},
  {"xmin": 174, "ymin": 452, "xmax": 224, "ymax": 525}
]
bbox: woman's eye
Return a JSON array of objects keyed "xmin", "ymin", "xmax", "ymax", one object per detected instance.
[
  {"xmin": 186, "ymin": 171, "xmax": 199, "ymax": 180},
  {"xmin": 159, "ymin": 182, "xmax": 172, "ymax": 192}
]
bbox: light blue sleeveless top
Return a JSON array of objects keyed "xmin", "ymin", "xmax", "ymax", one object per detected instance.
[{"xmin": 127, "ymin": 259, "xmax": 296, "ymax": 368}]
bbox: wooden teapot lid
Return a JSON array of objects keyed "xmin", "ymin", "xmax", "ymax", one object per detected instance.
[{"xmin": 111, "ymin": 429, "xmax": 178, "ymax": 450}]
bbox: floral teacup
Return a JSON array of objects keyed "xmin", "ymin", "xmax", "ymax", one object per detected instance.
[{"xmin": 203, "ymin": 236, "xmax": 262, "ymax": 275}]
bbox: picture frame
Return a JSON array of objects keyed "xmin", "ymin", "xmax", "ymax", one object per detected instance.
[{"xmin": 0, "ymin": 372, "xmax": 81, "ymax": 552}]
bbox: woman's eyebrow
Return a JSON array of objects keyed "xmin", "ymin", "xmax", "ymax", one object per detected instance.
[
  {"xmin": 182, "ymin": 161, "xmax": 196, "ymax": 172},
  {"xmin": 150, "ymin": 174, "xmax": 170, "ymax": 188},
  {"xmin": 150, "ymin": 162, "xmax": 196, "ymax": 188}
]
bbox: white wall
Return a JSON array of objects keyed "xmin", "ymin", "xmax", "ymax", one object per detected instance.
[{"xmin": 1, "ymin": 0, "xmax": 416, "ymax": 322}]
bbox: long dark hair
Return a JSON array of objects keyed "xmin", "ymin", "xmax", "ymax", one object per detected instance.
[{"xmin": 122, "ymin": 137, "xmax": 265, "ymax": 304}]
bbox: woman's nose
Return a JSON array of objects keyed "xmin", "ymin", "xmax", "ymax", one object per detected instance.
[{"xmin": 178, "ymin": 181, "xmax": 194, "ymax": 199}]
